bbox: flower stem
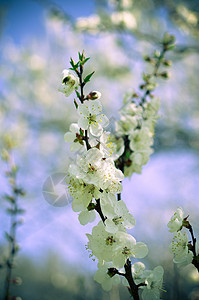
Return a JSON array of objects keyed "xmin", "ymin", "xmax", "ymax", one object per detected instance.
[
  {"xmin": 188, "ymin": 224, "xmax": 199, "ymax": 271},
  {"xmin": 124, "ymin": 259, "xmax": 140, "ymax": 300},
  {"xmin": 140, "ymin": 47, "xmax": 166, "ymax": 105}
]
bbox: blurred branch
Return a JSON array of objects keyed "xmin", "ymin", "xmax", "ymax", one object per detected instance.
[{"xmin": 1, "ymin": 137, "xmax": 25, "ymax": 300}]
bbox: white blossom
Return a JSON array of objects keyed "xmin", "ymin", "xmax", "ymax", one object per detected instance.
[
  {"xmin": 94, "ymin": 262, "xmax": 120, "ymax": 291},
  {"xmin": 68, "ymin": 148, "xmax": 124, "ymax": 193},
  {"xmin": 58, "ymin": 69, "xmax": 79, "ymax": 97},
  {"xmin": 167, "ymin": 207, "xmax": 184, "ymax": 233},
  {"xmin": 112, "ymin": 231, "xmax": 148, "ymax": 269},
  {"xmin": 169, "ymin": 231, "xmax": 193, "ymax": 266},
  {"xmin": 141, "ymin": 266, "xmax": 164, "ymax": 300},
  {"xmin": 64, "ymin": 123, "xmax": 85, "ymax": 152},
  {"xmin": 66, "ymin": 174, "xmax": 101, "ymax": 212},
  {"xmin": 78, "ymin": 100, "xmax": 109, "ymax": 136},
  {"xmin": 100, "ymin": 193, "xmax": 135, "ymax": 233}
]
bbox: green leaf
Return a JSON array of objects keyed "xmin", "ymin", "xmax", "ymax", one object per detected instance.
[
  {"xmin": 80, "ymin": 128, "xmax": 84, "ymax": 136},
  {"xmin": 5, "ymin": 232, "xmax": 13, "ymax": 242},
  {"xmin": 78, "ymin": 52, "xmax": 82, "ymax": 61},
  {"xmin": 70, "ymin": 57, "xmax": 75, "ymax": 68},
  {"xmin": 87, "ymin": 203, "xmax": 95, "ymax": 211},
  {"xmin": 75, "ymin": 90, "xmax": 80, "ymax": 99},
  {"xmin": 84, "ymin": 71, "xmax": 95, "ymax": 84},
  {"xmin": 84, "ymin": 57, "xmax": 90, "ymax": 64},
  {"xmin": 165, "ymin": 44, "xmax": 176, "ymax": 51},
  {"xmin": 74, "ymin": 99, "xmax": 78, "ymax": 109},
  {"xmin": 4, "ymin": 194, "xmax": 15, "ymax": 203},
  {"xmin": 70, "ymin": 58, "xmax": 79, "ymax": 70},
  {"xmin": 13, "ymin": 187, "xmax": 26, "ymax": 196}
]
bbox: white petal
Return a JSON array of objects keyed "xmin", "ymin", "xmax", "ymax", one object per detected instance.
[
  {"xmin": 78, "ymin": 103, "xmax": 89, "ymax": 116},
  {"xmin": 70, "ymin": 142, "xmax": 83, "ymax": 152},
  {"xmin": 72, "ymin": 200, "xmax": 84, "ymax": 212},
  {"xmin": 78, "ymin": 210, "xmax": 96, "ymax": 225},
  {"xmin": 70, "ymin": 123, "xmax": 79, "ymax": 133},
  {"xmin": 90, "ymin": 123, "xmax": 103, "ymax": 136},
  {"xmin": 112, "ymin": 254, "xmax": 126, "ymax": 269},
  {"xmin": 88, "ymin": 100, "xmax": 102, "ymax": 115},
  {"xmin": 101, "ymin": 280, "xmax": 112, "ymax": 291},
  {"xmin": 97, "ymin": 114, "xmax": 109, "ymax": 127},
  {"xmin": 64, "ymin": 132, "xmax": 76, "ymax": 143},
  {"xmin": 78, "ymin": 117, "xmax": 89, "ymax": 130},
  {"xmin": 134, "ymin": 242, "xmax": 148, "ymax": 258},
  {"xmin": 105, "ymin": 219, "xmax": 118, "ymax": 233}
]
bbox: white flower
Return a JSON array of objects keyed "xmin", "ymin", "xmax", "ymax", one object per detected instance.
[
  {"xmin": 86, "ymin": 221, "xmax": 147, "ymax": 268},
  {"xmin": 98, "ymin": 157, "xmax": 124, "ymax": 193},
  {"xmin": 115, "ymin": 102, "xmax": 143, "ymax": 135},
  {"xmin": 86, "ymin": 221, "xmax": 119, "ymax": 262},
  {"xmin": 68, "ymin": 148, "xmax": 124, "ymax": 193},
  {"xmin": 78, "ymin": 100, "xmax": 109, "ymax": 136},
  {"xmin": 94, "ymin": 262, "xmax": 120, "ymax": 291},
  {"xmin": 129, "ymin": 127, "xmax": 153, "ymax": 152},
  {"xmin": 169, "ymin": 231, "xmax": 193, "ymax": 265},
  {"xmin": 123, "ymin": 149, "xmax": 153, "ymax": 177},
  {"xmin": 167, "ymin": 207, "xmax": 184, "ymax": 233},
  {"xmin": 143, "ymin": 97, "xmax": 160, "ymax": 122},
  {"xmin": 90, "ymin": 131, "xmax": 116, "ymax": 158},
  {"xmin": 58, "ymin": 69, "xmax": 79, "ymax": 97},
  {"xmin": 131, "ymin": 262, "xmax": 147, "ymax": 285},
  {"xmin": 66, "ymin": 174, "xmax": 101, "ymax": 212},
  {"xmin": 100, "ymin": 193, "xmax": 136, "ymax": 233},
  {"xmin": 112, "ymin": 232, "xmax": 148, "ymax": 269},
  {"xmin": 111, "ymin": 11, "xmax": 137, "ymax": 30},
  {"xmin": 116, "ymin": 115, "xmax": 138, "ymax": 135},
  {"xmin": 141, "ymin": 266, "xmax": 164, "ymax": 300},
  {"xmin": 64, "ymin": 123, "xmax": 85, "ymax": 152}
]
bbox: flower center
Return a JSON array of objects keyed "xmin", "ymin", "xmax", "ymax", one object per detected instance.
[
  {"xmin": 113, "ymin": 216, "xmax": 124, "ymax": 225},
  {"xmin": 106, "ymin": 236, "xmax": 116, "ymax": 246},
  {"xmin": 122, "ymin": 246, "xmax": 131, "ymax": 256},
  {"xmin": 88, "ymin": 114, "xmax": 97, "ymax": 125}
]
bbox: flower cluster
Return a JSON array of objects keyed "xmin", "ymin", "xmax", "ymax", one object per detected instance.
[
  {"xmin": 115, "ymin": 95, "xmax": 160, "ymax": 177},
  {"xmin": 167, "ymin": 207, "xmax": 195, "ymax": 267},
  {"xmin": 59, "ymin": 50, "xmax": 168, "ymax": 299},
  {"xmin": 122, "ymin": 262, "xmax": 164, "ymax": 300}
]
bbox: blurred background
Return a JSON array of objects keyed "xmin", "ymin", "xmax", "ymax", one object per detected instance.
[{"xmin": 0, "ymin": 0, "xmax": 199, "ymax": 299}]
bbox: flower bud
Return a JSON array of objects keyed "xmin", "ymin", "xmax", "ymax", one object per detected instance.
[
  {"xmin": 58, "ymin": 70, "xmax": 79, "ymax": 97},
  {"xmin": 87, "ymin": 91, "xmax": 101, "ymax": 100},
  {"xmin": 163, "ymin": 59, "xmax": 172, "ymax": 67},
  {"xmin": 159, "ymin": 71, "xmax": 170, "ymax": 79},
  {"xmin": 12, "ymin": 277, "xmax": 22, "ymax": 285}
]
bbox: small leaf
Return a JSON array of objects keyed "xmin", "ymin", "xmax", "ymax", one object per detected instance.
[
  {"xmin": 13, "ymin": 187, "xmax": 26, "ymax": 196},
  {"xmin": 84, "ymin": 71, "xmax": 95, "ymax": 84},
  {"xmin": 74, "ymin": 99, "xmax": 78, "ymax": 109},
  {"xmin": 75, "ymin": 90, "xmax": 80, "ymax": 99},
  {"xmin": 4, "ymin": 194, "xmax": 15, "ymax": 203},
  {"xmin": 78, "ymin": 52, "xmax": 82, "ymax": 61},
  {"xmin": 80, "ymin": 128, "xmax": 84, "ymax": 136},
  {"xmin": 84, "ymin": 57, "xmax": 90, "ymax": 64},
  {"xmin": 5, "ymin": 232, "xmax": 13, "ymax": 242},
  {"xmin": 165, "ymin": 44, "xmax": 176, "ymax": 51},
  {"xmin": 70, "ymin": 57, "xmax": 75, "ymax": 68}
]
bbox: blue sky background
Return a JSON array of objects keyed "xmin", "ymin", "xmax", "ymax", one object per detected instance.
[{"xmin": 1, "ymin": 0, "xmax": 94, "ymax": 43}]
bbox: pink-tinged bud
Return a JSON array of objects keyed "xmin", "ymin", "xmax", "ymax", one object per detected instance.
[{"xmin": 87, "ymin": 91, "xmax": 101, "ymax": 100}]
